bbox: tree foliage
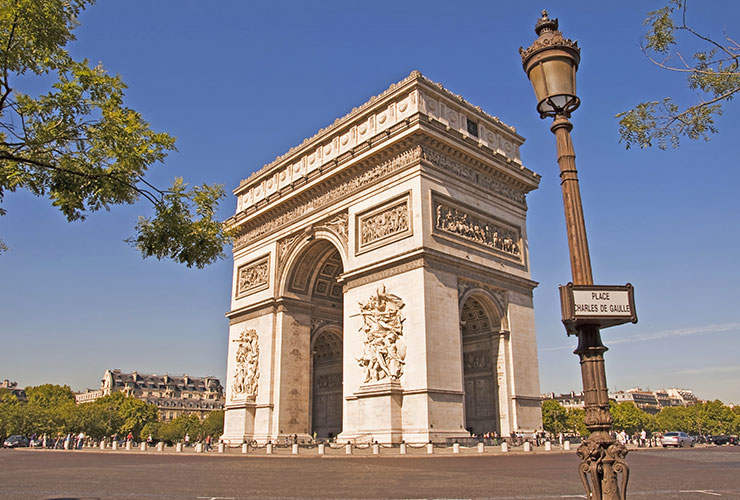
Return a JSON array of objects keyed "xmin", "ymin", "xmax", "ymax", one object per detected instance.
[
  {"xmin": 542, "ymin": 398, "xmax": 740, "ymax": 438},
  {"xmin": 541, "ymin": 400, "xmax": 589, "ymax": 436},
  {"xmin": 0, "ymin": 0, "xmax": 231, "ymax": 265},
  {"xmin": 0, "ymin": 385, "xmax": 161, "ymax": 441},
  {"xmin": 610, "ymin": 401, "xmax": 656, "ymax": 434},
  {"xmin": 617, "ymin": 0, "xmax": 740, "ymax": 149}
]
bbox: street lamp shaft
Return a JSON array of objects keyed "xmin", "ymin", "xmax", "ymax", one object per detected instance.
[{"xmin": 551, "ymin": 115, "xmax": 593, "ymax": 286}]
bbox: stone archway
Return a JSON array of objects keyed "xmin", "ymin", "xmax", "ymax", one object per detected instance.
[
  {"xmin": 460, "ymin": 296, "xmax": 500, "ymax": 435},
  {"xmin": 223, "ymin": 73, "xmax": 544, "ymax": 445},
  {"xmin": 311, "ymin": 328, "xmax": 343, "ymax": 438},
  {"xmin": 283, "ymin": 239, "xmax": 344, "ymax": 440}
]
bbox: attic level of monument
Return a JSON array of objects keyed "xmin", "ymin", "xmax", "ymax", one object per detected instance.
[
  {"xmin": 226, "ymin": 72, "xmax": 540, "ymax": 252},
  {"xmin": 222, "ymin": 72, "xmax": 543, "ymax": 445}
]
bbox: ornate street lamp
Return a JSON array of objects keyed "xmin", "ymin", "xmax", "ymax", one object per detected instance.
[{"xmin": 520, "ymin": 11, "xmax": 630, "ymax": 500}]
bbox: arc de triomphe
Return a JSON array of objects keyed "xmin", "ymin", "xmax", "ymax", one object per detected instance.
[{"xmin": 222, "ymin": 71, "xmax": 543, "ymax": 444}]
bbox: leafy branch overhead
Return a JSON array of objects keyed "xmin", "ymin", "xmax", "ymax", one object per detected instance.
[
  {"xmin": 0, "ymin": 0, "xmax": 231, "ymax": 266},
  {"xmin": 617, "ymin": 0, "xmax": 740, "ymax": 149}
]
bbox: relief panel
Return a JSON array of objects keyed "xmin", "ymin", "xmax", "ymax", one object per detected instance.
[
  {"xmin": 432, "ymin": 193, "xmax": 522, "ymax": 262},
  {"xmin": 235, "ymin": 255, "xmax": 270, "ymax": 298},
  {"xmin": 356, "ymin": 193, "xmax": 412, "ymax": 255}
]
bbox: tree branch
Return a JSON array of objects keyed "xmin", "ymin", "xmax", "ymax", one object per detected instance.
[
  {"xmin": 0, "ymin": 14, "xmax": 18, "ymax": 112},
  {"xmin": 664, "ymin": 85, "xmax": 740, "ymax": 127},
  {"xmin": 0, "ymin": 150, "xmax": 164, "ymax": 207}
]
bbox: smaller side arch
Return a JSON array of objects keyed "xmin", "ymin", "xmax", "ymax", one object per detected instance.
[
  {"xmin": 458, "ymin": 286, "xmax": 509, "ymax": 333},
  {"xmin": 277, "ymin": 230, "xmax": 348, "ymax": 298}
]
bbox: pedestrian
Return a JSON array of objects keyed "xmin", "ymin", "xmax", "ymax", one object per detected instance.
[
  {"xmin": 205, "ymin": 435, "xmax": 212, "ymax": 451},
  {"xmin": 184, "ymin": 433, "xmax": 190, "ymax": 447},
  {"xmin": 77, "ymin": 431, "xmax": 85, "ymax": 449}
]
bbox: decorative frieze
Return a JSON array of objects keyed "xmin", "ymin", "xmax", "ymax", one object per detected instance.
[
  {"xmin": 236, "ymin": 255, "xmax": 270, "ymax": 298},
  {"xmin": 434, "ymin": 195, "xmax": 522, "ymax": 260},
  {"xmin": 464, "ymin": 350, "xmax": 492, "ymax": 372},
  {"xmin": 234, "ymin": 147, "xmax": 423, "ymax": 250},
  {"xmin": 322, "ymin": 213, "xmax": 349, "ymax": 244},
  {"xmin": 357, "ymin": 194, "xmax": 412, "ymax": 254},
  {"xmin": 357, "ymin": 286, "xmax": 406, "ymax": 383},
  {"xmin": 231, "ymin": 328, "xmax": 260, "ymax": 400},
  {"xmin": 422, "ymin": 148, "xmax": 526, "ymax": 205}
]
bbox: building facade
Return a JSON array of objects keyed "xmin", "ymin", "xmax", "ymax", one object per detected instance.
[
  {"xmin": 222, "ymin": 72, "xmax": 543, "ymax": 444},
  {"xmin": 75, "ymin": 369, "xmax": 224, "ymax": 421}
]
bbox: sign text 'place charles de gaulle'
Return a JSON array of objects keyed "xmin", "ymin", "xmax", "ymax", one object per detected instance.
[{"xmin": 559, "ymin": 283, "xmax": 637, "ymax": 335}]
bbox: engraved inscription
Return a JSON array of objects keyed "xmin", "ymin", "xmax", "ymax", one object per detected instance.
[{"xmin": 236, "ymin": 256, "xmax": 270, "ymax": 297}]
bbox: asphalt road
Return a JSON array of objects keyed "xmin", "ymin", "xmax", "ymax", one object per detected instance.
[{"xmin": 1, "ymin": 446, "xmax": 739, "ymax": 499}]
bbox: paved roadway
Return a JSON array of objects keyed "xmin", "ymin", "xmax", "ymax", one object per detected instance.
[{"xmin": 1, "ymin": 446, "xmax": 739, "ymax": 499}]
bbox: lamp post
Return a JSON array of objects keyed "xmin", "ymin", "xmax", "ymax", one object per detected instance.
[{"xmin": 520, "ymin": 11, "xmax": 629, "ymax": 500}]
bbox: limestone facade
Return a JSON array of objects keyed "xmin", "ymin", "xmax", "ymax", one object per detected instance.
[{"xmin": 222, "ymin": 71, "xmax": 543, "ymax": 444}]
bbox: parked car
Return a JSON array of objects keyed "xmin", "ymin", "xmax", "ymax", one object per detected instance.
[
  {"xmin": 661, "ymin": 431, "xmax": 694, "ymax": 448},
  {"xmin": 2, "ymin": 435, "xmax": 29, "ymax": 448},
  {"xmin": 708, "ymin": 435, "xmax": 739, "ymax": 446}
]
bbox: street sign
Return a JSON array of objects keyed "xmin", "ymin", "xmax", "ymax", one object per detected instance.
[{"xmin": 559, "ymin": 283, "xmax": 637, "ymax": 335}]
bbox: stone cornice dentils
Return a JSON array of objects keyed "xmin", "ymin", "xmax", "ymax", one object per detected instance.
[{"xmin": 233, "ymin": 71, "xmax": 531, "ymax": 198}]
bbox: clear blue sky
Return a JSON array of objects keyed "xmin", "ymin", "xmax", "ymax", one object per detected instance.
[{"xmin": 1, "ymin": 1, "xmax": 738, "ymax": 404}]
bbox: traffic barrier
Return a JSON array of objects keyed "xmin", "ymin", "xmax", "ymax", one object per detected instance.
[
  {"xmin": 242, "ymin": 443, "xmax": 248, "ymax": 454},
  {"xmin": 318, "ymin": 443, "xmax": 325, "ymax": 455},
  {"xmin": 345, "ymin": 443, "xmax": 352, "ymax": 455},
  {"xmin": 400, "ymin": 443, "xmax": 407, "ymax": 455},
  {"xmin": 427, "ymin": 442, "xmax": 434, "ymax": 454},
  {"xmin": 545, "ymin": 441, "xmax": 552, "ymax": 451},
  {"xmin": 453, "ymin": 442, "xmax": 460, "ymax": 454},
  {"xmin": 176, "ymin": 442, "xmax": 183, "ymax": 452},
  {"xmin": 291, "ymin": 443, "xmax": 299, "ymax": 455},
  {"xmin": 266, "ymin": 442, "xmax": 273, "ymax": 454},
  {"xmin": 194, "ymin": 443, "xmax": 203, "ymax": 453},
  {"xmin": 372, "ymin": 442, "xmax": 380, "ymax": 455},
  {"xmin": 218, "ymin": 442, "xmax": 225, "ymax": 453},
  {"xmin": 564, "ymin": 440, "xmax": 571, "ymax": 451},
  {"xmin": 157, "ymin": 442, "xmax": 164, "ymax": 452},
  {"xmin": 501, "ymin": 442, "xmax": 508, "ymax": 453},
  {"xmin": 125, "ymin": 441, "xmax": 132, "ymax": 451},
  {"xmin": 523, "ymin": 442, "xmax": 531, "ymax": 452},
  {"xmin": 477, "ymin": 442, "xmax": 485, "ymax": 453},
  {"xmin": 112, "ymin": 441, "xmax": 118, "ymax": 451},
  {"xmin": 140, "ymin": 442, "xmax": 147, "ymax": 451},
  {"xmin": 99, "ymin": 441, "xmax": 105, "ymax": 451}
]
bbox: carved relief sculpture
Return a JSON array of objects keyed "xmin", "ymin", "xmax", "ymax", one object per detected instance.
[
  {"xmin": 434, "ymin": 200, "xmax": 521, "ymax": 258},
  {"xmin": 356, "ymin": 286, "xmax": 407, "ymax": 383},
  {"xmin": 360, "ymin": 201, "xmax": 409, "ymax": 247},
  {"xmin": 231, "ymin": 328, "xmax": 260, "ymax": 399},
  {"xmin": 236, "ymin": 256, "xmax": 270, "ymax": 298}
]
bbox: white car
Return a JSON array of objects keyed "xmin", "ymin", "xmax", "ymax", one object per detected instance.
[{"xmin": 661, "ymin": 432, "xmax": 694, "ymax": 448}]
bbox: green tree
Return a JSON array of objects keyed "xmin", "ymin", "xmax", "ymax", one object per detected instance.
[
  {"xmin": 0, "ymin": 388, "xmax": 20, "ymax": 439},
  {"xmin": 157, "ymin": 413, "xmax": 202, "ymax": 444},
  {"xmin": 656, "ymin": 405, "xmax": 694, "ymax": 433},
  {"xmin": 566, "ymin": 408, "xmax": 589, "ymax": 437},
  {"xmin": 609, "ymin": 401, "xmax": 653, "ymax": 435},
  {"xmin": 201, "ymin": 409, "xmax": 224, "ymax": 439},
  {"xmin": 617, "ymin": 0, "xmax": 740, "ymax": 149},
  {"xmin": 24, "ymin": 384, "xmax": 75, "ymax": 408},
  {"xmin": 0, "ymin": 0, "xmax": 230, "ymax": 266},
  {"xmin": 541, "ymin": 399, "xmax": 568, "ymax": 435},
  {"xmin": 693, "ymin": 400, "xmax": 737, "ymax": 435},
  {"xmin": 92, "ymin": 392, "xmax": 157, "ymax": 438}
]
